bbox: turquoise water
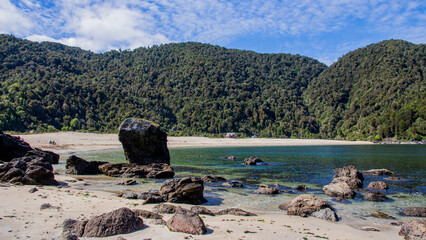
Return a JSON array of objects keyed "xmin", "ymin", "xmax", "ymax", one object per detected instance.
[{"xmin": 71, "ymin": 145, "xmax": 425, "ymax": 225}]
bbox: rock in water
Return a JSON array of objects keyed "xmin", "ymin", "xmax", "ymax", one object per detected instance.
[
  {"xmin": 367, "ymin": 181, "xmax": 388, "ymax": 190},
  {"xmin": 118, "ymin": 118, "xmax": 170, "ymax": 165},
  {"xmin": 166, "ymin": 207, "xmax": 207, "ymax": 235},
  {"xmin": 363, "ymin": 191, "xmax": 389, "ymax": 201},
  {"xmin": 66, "ymin": 155, "xmax": 108, "ymax": 175},
  {"xmin": 254, "ymin": 184, "xmax": 280, "ymax": 194},
  {"xmin": 160, "ymin": 177, "xmax": 207, "ymax": 204},
  {"xmin": 401, "ymin": 207, "xmax": 426, "ymax": 217},
  {"xmin": 323, "ymin": 181, "xmax": 356, "ymax": 199},
  {"xmin": 63, "ymin": 208, "xmax": 143, "ymax": 237}
]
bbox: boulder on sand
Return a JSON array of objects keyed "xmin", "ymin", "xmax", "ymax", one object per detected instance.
[
  {"xmin": 398, "ymin": 220, "xmax": 426, "ymax": 240},
  {"xmin": 166, "ymin": 207, "xmax": 207, "ymax": 235},
  {"xmin": 160, "ymin": 177, "xmax": 207, "ymax": 204},
  {"xmin": 279, "ymin": 194, "xmax": 337, "ymax": 221},
  {"xmin": 62, "ymin": 207, "xmax": 143, "ymax": 238},
  {"xmin": 118, "ymin": 118, "xmax": 170, "ymax": 165},
  {"xmin": 66, "ymin": 155, "xmax": 108, "ymax": 175}
]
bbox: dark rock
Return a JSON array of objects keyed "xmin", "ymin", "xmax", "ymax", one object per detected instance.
[
  {"xmin": 0, "ymin": 133, "xmax": 33, "ymax": 162},
  {"xmin": 40, "ymin": 203, "xmax": 60, "ymax": 210},
  {"xmin": 279, "ymin": 194, "xmax": 335, "ymax": 218},
  {"xmin": 191, "ymin": 206, "xmax": 215, "ymax": 216},
  {"xmin": 323, "ymin": 182, "xmax": 356, "ymax": 199},
  {"xmin": 25, "ymin": 149, "xmax": 59, "ymax": 164},
  {"xmin": 216, "ymin": 208, "xmax": 257, "ymax": 216},
  {"xmin": 295, "ymin": 185, "xmax": 307, "ymax": 191},
  {"xmin": 244, "ymin": 156, "xmax": 263, "ymax": 165},
  {"xmin": 166, "ymin": 207, "xmax": 207, "ymax": 235},
  {"xmin": 121, "ymin": 192, "xmax": 138, "ymax": 199},
  {"xmin": 153, "ymin": 203, "xmax": 178, "ymax": 214},
  {"xmin": 118, "ymin": 118, "xmax": 170, "ymax": 165},
  {"xmin": 65, "ymin": 155, "xmax": 107, "ymax": 175},
  {"xmin": 201, "ymin": 175, "xmax": 227, "ymax": 183},
  {"xmin": 117, "ymin": 179, "xmax": 137, "ymax": 185},
  {"xmin": 361, "ymin": 227, "xmax": 380, "ymax": 231},
  {"xmin": 131, "ymin": 209, "xmax": 163, "ymax": 219},
  {"xmin": 222, "ymin": 181, "xmax": 244, "ymax": 188},
  {"xmin": 63, "ymin": 207, "xmax": 143, "ymax": 237},
  {"xmin": 363, "ymin": 169, "xmax": 395, "ymax": 176},
  {"xmin": 0, "ymin": 158, "xmax": 57, "ymax": 185},
  {"xmin": 160, "ymin": 177, "xmax": 207, "ymax": 204},
  {"xmin": 98, "ymin": 163, "xmax": 174, "ymax": 179},
  {"xmin": 401, "ymin": 207, "xmax": 426, "ymax": 217},
  {"xmin": 221, "ymin": 156, "xmax": 237, "ymax": 160},
  {"xmin": 363, "ymin": 191, "xmax": 389, "ymax": 201},
  {"xmin": 399, "ymin": 220, "xmax": 425, "ymax": 239},
  {"xmin": 29, "ymin": 187, "xmax": 38, "ymax": 193},
  {"xmin": 312, "ymin": 208, "xmax": 339, "ymax": 222},
  {"xmin": 367, "ymin": 181, "xmax": 388, "ymax": 190},
  {"xmin": 371, "ymin": 211, "xmax": 395, "ymax": 219},
  {"xmin": 254, "ymin": 184, "xmax": 280, "ymax": 194}
]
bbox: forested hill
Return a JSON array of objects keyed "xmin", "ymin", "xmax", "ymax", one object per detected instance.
[{"xmin": 0, "ymin": 35, "xmax": 424, "ymax": 140}]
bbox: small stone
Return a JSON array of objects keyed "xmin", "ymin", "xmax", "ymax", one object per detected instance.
[
  {"xmin": 29, "ymin": 187, "xmax": 38, "ymax": 193},
  {"xmin": 361, "ymin": 227, "xmax": 380, "ymax": 231}
]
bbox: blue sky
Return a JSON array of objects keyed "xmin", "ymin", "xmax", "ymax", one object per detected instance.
[{"xmin": 1, "ymin": 0, "xmax": 425, "ymax": 65}]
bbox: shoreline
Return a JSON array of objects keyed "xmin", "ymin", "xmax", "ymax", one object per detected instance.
[{"xmin": 16, "ymin": 132, "xmax": 373, "ymax": 154}]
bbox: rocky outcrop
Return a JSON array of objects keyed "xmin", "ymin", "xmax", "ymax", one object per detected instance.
[
  {"xmin": 398, "ymin": 220, "xmax": 426, "ymax": 240},
  {"xmin": 363, "ymin": 169, "xmax": 395, "ymax": 176},
  {"xmin": 201, "ymin": 175, "xmax": 226, "ymax": 183},
  {"xmin": 367, "ymin": 181, "xmax": 388, "ymax": 190},
  {"xmin": 65, "ymin": 155, "xmax": 107, "ymax": 175},
  {"xmin": 244, "ymin": 156, "xmax": 264, "ymax": 165},
  {"xmin": 62, "ymin": 208, "xmax": 143, "ymax": 237},
  {"xmin": 216, "ymin": 208, "xmax": 257, "ymax": 216},
  {"xmin": 401, "ymin": 207, "xmax": 426, "ymax": 217},
  {"xmin": 166, "ymin": 207, "xmax": 207, "ymax": 235},
  {"xmin": 363, "ymin": 191, "xmax": 389, "ymax": 201},
  {"xmin": 98, "ymin": 163, "xmax": 174, "ymax": 179},
  {"xmin": 0, "ymin": 157, "xmax": 57, "ymax": 185},
  {"xmin": 160, "ymin": 177, "xmax": 207, "ymax": 204},
  {"xmin": 254, "ymin": 184, "xmax": 280, "ymax": 194},
  {"xmin": 118, "ymin": 118, "xmax": 170, "ymax": 165},
  {"xmin": 279, "ymin": 194, "xmax": 337, "ymax": 220},
  {"xmin": 323, "ymin": 181, "xmax": 356, "ymax": 199}
]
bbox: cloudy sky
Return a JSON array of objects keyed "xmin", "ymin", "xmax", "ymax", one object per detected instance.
[{"xmin": 1, "ymin": 0, "xmax": 425, "ymax": 65}]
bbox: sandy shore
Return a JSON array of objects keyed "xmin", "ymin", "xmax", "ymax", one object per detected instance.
[
  {"xmin": 0, "ymin": 175, "xmax": 401, "ymax": 240},
  {"xmin": 16, "ymin": 132, "xmax": 372, "ymax": 154}
]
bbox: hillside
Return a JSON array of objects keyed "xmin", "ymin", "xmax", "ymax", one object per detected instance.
[{"xmin": 0, "ymin": 35, "xmax": 424, "ymax": 140}]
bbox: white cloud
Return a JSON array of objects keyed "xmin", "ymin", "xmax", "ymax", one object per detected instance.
[{"xmin": 0, "ymin": 0, "xmax": 33, "ymax": 35}]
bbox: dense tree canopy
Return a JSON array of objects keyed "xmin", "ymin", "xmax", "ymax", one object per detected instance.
[{"xmin": 0, "ymin": 35, "xmax": 424, "ymax": 140}]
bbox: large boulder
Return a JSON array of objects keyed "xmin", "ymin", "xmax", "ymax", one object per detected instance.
[
  {"xmin": 63, "ymin": 208, "xmax": 143, "ymax": 237},
  {"xmin": 0, "ymin": 157, "xmax": 57, "ymax": 185},
  {"xmin": 323, "ymin": 181, "xmax": 356, "ymax": 199},
  {"xmin": 118, "ymin": 118, "xmax": 170, "ymax": 165},
  {"xmin": 363, "ymin": 169, "xmax": 395, "ymax": 176},
  {"xmin": 66, "ymin": 155, "xmax": 108, "ymax": 175},
  {"xmin": 401, "ymin": 207, "xmax": 426, "ymax": 217},
  {"xmin": 166, "ymin": 207, "xmax": 207, "ymax": 235},
  {"xmin": 160, "ymin": 177, "xmax": 207, "ymax": 204},
  {"xmin": 398, "ymin": 220, "xmax": 426, "ymax": 240},
  {"xmin": 98, "ymin": 163, "xmax": 174, "ymax": 179},
  {"xmin": 279, "ymin": 194, "xmax": 336, "ymax": 219}
]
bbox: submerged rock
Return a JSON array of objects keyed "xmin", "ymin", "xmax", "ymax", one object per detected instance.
[
  {"xmin": 254, "ymin": 184, "xmax": 280, "ymax": 194},
  {"xmin": 166, "ymin": 207, "xmax": 207, "ymax": 235},
  {"xmin": 363, "ymin": 169, "xmax": 395, "ymax": 176},
  {"xmin": 399, "ymin": 220, "xmax": 426, "ymax": 240},
  {"xmin": 66, "ymin": 155, "xmax": 107, "ymax": 175},
  {"xmin": 160, "ymin": 177, "xmax": 207, "ymax": 205},
  {"xmin": 367, "ymin": 181, "xmax": 388, "ymax": 190},
  {"xmin": 98, "ymin": 163, "xmax": 174, "ymax": 179},
  {"xmin": 118, "ymin": 118, "xmax": 170, "ymax": 165},
  {"xmin": 222, "ymin": 181, "xmax": 244, "ymax": 188},
  {"xmin": 384, "ymin": 176, "xmax": 405, "ymax": 181},
  {"xmin": 401, "ymin": 207, "xmax": 426, "ymax": 217},
  {"xmin": 244, "ymin": 156, "xmax": 264, "ymax": 165},
  {"xmin": 201, "ymin": 175, "xmax": 227, "ymax": 183},
  {"xmin": 371, "ymin": 211, "xmax": 395, "ymax": 219},
  {"xmin": 363, "ymin": 191, "xmax": 389, "ymax": 201},
  {"xmin": 63, "ymin": 208, "xmax": 143, "ymax": 237},
  {"xmin": 221, "ymin": 156, "xmax": 237, "ymax": 161}
]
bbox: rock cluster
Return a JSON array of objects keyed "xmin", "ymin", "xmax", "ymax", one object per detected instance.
[
  {"xmin": 279, "ymin": 194, "xmax": 338, "ymax": 221},
  {"xmin": 323, "ymin": 165, "xmax": 363, "ymax": 199},
  {"xmin": 118, "ymin": 118, "xmax": 170, "ymax": 165}
]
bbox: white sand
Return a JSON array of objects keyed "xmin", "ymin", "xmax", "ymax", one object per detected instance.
[{"xmin": 16, "ymin": 132, "xmax": 372, "ymax": 154}]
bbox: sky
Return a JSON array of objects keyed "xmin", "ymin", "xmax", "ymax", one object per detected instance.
[{"xmin": 1, "ymin": 0, "xmax": 425, "ymax": 65}]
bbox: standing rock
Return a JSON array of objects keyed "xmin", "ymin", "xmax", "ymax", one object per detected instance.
[
  {"xmin": 399, "ymin": 220, "xmax": 426, "ymax": 240},
  {"xmin": 323, "ymin": 181, "xmax": 356, "ymax": 199},
  {"xmin": 160, "ymin": 177, "xmax": 207, "ymax": 204},
  {"xmin": 363, "ymin": 169, "xmax": 395, "ymax": 176},
  {"xmin": 254, "ymin": 184, "xmax": 280, "ymax": 194},
  {"xmin": 401, "ymin": 207, "xmax": 426, "ymax": 217},
  {"xmin": 63, "ymin": 208, "xmax": 143, "ymax": 237},
  {"xmin": 279, "ymin": 194, "xmax": 336, "ymax": 218},
  {"xmin": 166, "ymin": 207, "xmax": 207, "ymax": 235},
  {"xmin": 244, "ymin": 156, "xmax": 263, "ymax": 165},
  {"xmin": 363, "ymin": 191, "xmax": 389, "ymax": 201},
  {"xmin": 367, "ymin": 181, "xmax": 388, "ymax": 190},
  {"xmin": 66, "ymin": 155, "xmax": 108, "ymax": 175},
  {"xmin": 118, "ymin": 118, "xmax": 170, "ymax": 165}
]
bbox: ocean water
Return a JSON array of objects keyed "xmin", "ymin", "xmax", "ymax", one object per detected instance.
[{"xmin": 62, "ymin": 145, "xmax": 426, "ymax": 226}]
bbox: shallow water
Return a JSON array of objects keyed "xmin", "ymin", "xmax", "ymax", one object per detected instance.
[{"xmin": 59, "ymin": 145, "xmax": 426, "ymax": 226}]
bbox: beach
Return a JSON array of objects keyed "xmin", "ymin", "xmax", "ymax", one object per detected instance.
[{"xmin": 0, "ymin": 132, "xmax": 408, "ymax": 240}]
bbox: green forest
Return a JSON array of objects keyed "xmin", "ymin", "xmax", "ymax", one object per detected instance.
[{"xmin": 0, "ymin": 34, "xmax": 424, "ymax": 141}]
